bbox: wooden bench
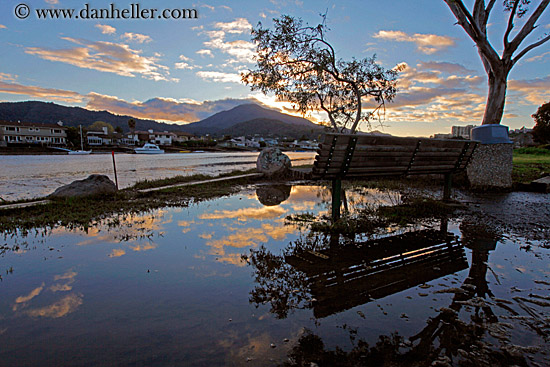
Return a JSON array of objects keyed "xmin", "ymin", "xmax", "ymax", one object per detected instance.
[
  {"xmin": 285, "ymin": 228, "xmax": 468, "ymax": 318},
  {"xmin": 310, "ymin": 133, "xmax": 478, "ymax": 219}
]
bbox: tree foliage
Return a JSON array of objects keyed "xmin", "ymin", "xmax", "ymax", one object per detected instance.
[
  {"xmin": 443, "ymin": 0, "xmax": 550, "ymax": 125},
  {"xmin": 89, "ymin": 120, "xmax": 114, "ymax": 134},
  {"xmin": 242, "ymin": 15, "xmax": 401, "ymax": 133},
  {"xmin": 532, "ymin": 100, "xmax": 550, "ymax": 143}
]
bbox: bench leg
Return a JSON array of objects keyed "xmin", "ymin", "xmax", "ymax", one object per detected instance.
[
  {"xmin": 332, "ymin": 179, "xmax": 342, "ymax": 221},
  {"xmin": 443, "ymin": 173, "xmax": 452, "ymax": 202}
]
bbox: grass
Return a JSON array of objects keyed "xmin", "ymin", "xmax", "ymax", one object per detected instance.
[{"xmin": 512, "ymin": 148, "xmax": 550, "ymax": 184}]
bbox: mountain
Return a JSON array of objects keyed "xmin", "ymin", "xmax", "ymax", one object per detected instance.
[
  {"xmin": 181, "ymin": 103, "xmax": 318, "ymax": 135},
  {"xmin": 0, "ymin": 101, "xmax": 184, "ymax": 132},
  {"xmin": 217, "ymin": 118, "xmax": 324, "ymax": 139},
  {"xmin": 0, "ymin": 101, "xmax": 321, "ymax": 137}
]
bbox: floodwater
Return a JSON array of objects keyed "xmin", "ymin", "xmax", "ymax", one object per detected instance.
[
  {"xmin": 0, "ymin": 184, "xmax": 549, "ymax": 366},
  {"xmin": 0, "ymin": 152, "xmax": 315, "ymax": 201}
]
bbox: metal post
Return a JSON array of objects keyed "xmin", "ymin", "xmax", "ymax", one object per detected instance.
[
  {"xmin": 112, "ymin": 151, "xmax": 119, "ymax": 190},
  {"xmin": 332, "ymin": 179, "xmax": 341, "ymax": 221},
  {"xmin": 443, "ymin": 173, "xmax": 452, "ymax": 202}
]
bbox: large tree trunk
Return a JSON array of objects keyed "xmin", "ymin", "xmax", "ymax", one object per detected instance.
[{"xmin": 482, "ymin": 68, "xmax": 509, "ymax": 125}]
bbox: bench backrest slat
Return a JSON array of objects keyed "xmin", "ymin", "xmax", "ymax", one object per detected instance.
[{"xmin": 312, "ymin": 133, "xmax": 478, "ymax": 180}]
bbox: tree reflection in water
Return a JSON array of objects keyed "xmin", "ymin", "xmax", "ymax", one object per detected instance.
[{"xmin": 244, "ymin": 219, "xmax": 535, "ymax": 366}]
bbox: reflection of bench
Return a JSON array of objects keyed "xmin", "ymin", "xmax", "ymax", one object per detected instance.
[
  {"xmin": 310, "ymin": 133, "xmax": 478, "ymax": 218},
  {"xmin": 285, "ymin": 229, "xmax": 468, "ymax": 318}
]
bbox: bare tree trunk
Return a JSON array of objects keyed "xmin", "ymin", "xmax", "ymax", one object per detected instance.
[{"xmin": 482, "ymin": 69, "xmax": 509, "ymax": 125}]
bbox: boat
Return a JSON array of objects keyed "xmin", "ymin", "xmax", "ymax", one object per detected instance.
[
  {"xmin": 68, "ymin": 125, "xmax": 92, "ymax": 155},
  {"xmin": 134, "ymin": 143, "xmax": 164, "ymax": 154}
]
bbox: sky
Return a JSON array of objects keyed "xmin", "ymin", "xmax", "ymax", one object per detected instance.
[{"xmin": 1, "ymin": 0, "xmax": 549, "ymax": 137}]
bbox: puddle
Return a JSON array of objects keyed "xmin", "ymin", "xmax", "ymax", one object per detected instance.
[{"xmin": 1, "ymin": 184, "xmax": 549, "ymax": 366}]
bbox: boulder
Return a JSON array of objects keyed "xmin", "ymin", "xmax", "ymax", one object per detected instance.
[
  {"xmin": 256, "ymin": 148, "xmax": 291, "ymax": 178},
  {"xmin": 256, "ymin": 185, "xmax": 292, "ymax": 206},
  {"xmin": 531, "ymin": 175, "xmax": 550, "ymax": 193},
  {"xmin": 49, "ymin": 174, "xmax": 117, "ymax": 198}
]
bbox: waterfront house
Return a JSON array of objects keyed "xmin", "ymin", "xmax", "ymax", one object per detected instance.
[
  {"xmin": 173, "ymin": 131, "xmax": 195, "ymax": 143},
  {"xmin": 0, "ymin": 120, "xmax": 67, "ymax": 145},
  {"xmin": 128, "ymin": 130, "xmax": 175, "ymax": 146}
]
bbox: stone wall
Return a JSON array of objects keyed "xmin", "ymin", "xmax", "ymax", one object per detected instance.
[{"xmin": 467, "ymin": 143, "xmax": 513, "ymax": 189}]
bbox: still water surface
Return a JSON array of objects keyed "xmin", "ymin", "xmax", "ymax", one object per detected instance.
[
  {"xmin": 0, "ymin": 152, "xmax": 315, "ymax": 201},
  {"xmin": 0, "ymin": 185, "xmax": 549, "ymax": 366}
]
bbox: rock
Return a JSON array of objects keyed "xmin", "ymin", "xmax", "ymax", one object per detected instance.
[
  {"xmin": 255, "ymin": 185, "xmax": 291, "ymax": 206},
  {"xmin": 256, "ymin": 148, "xmax": 291, "ymax": 178},
  {"xmin": 49, "ymin": 174, "xmax": 117, "ymax": 198},
  {"xmin": 531, "ymin": 175, "xmax": 550, "ymax": 193}
]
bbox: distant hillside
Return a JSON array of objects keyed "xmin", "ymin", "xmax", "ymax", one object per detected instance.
[
  {"xmin": 0, "ymin": 101, "xmax": 184, "ymax": 132},
  {"xmin": 0, "ymin": 101, "xmax": 322, "ymax": 137},
  {"xmin": 182, "ymin": 103, "xmax": 318, "ymax": 135},
  {"xmin": 217, "ymin": 118, "xmax": 324, "ymax": 139}
]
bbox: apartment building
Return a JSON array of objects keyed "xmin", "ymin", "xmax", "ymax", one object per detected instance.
[{"xmin": 0, "ymin": 120, "xmax": 67, "ymax": 145}]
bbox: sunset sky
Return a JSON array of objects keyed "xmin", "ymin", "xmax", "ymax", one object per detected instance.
[{"xmin": 1, "ymin": 0, "xmax": 549, "ymax": 136}]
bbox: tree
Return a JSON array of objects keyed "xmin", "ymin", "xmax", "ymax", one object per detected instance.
[
  {"xmin": 128, "ymin": 118, "xmax": 136, "ymax": 134},
  {"xmin": 89, "ymin": 121, "xmax": 114, "ymax": 134},
  {"xmin": 532, "ymin": 100, "xmax": 550, "ymax": 143},
  {"xmin": 242, "ymin": 15, "xmax": 400, "ymax": 134},
  {"xmin": 114, "ymin": 126, "xmax": 123, "ymax": 134},
  {"xmin": 443, "ymin": 0, "xmax": 550, "ymax": 125}
]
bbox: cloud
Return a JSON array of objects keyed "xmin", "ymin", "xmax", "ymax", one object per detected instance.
[
  {"xmin": 201, "ymin": 4, "xmax": 232, "ymax": 11},
  {"xmin": 175, "ymin": 62, "xmax": 196, "ymax": 70},
  {"xmin": 25, "ymin": 37, "xmax": 176, "ymax": 82},
  {"xmin": 129, "ymin": 243, "xmax": 157, "ymax": 252},
  {"xmin": 204, "ymin": 221, "xmax": 295, "ymax": 266},
  {"xmin": 122, "ymin": 32, "xmax": 152, "ymax": 43},
  {"xmin": 374, "ymin": 30, "xmax": 455, "ymax": 54},
  {"xmin": 14, "ymin": 284, "xmax": 45, "ymax": 305},
  {"xmin": 196, "ymin": 71, "xmax": 243, "ymax": 83},
  {"xmin": 417, "ymin": 61, "xmax": 476, "ymax": 75},
  {"xmin": 0, "ymin": 80, "xmax": 85, "ymax": 103},
  {"xmin": 0, "ymin": 73, "xmax": 17, "ymax": 82},
  {"xmin": 508, "ymin": 75, "xmax": 550, "ymax": 105},
  {"xmin": 199, "ymin": 206, "xmax": 286, "ymax": 220},
  {"xmin": 526, "ymin": 51, "xmax": 550, "ymax": 63},
  {"xmin": 108, "ymin": 249, "xmax": 126, "ymax": 257},
  {"xmin": 86, "ymin": 92, "xmax": 257, "ymax": 122},
  {"xmin": 45, "ymin": 0, "xmax": 59, "ymax": 4},
  {"xmin": 214, "ymin": 18, "xmax": 251, "ymax": 34},
  {"xmin": 24, "ymin": 294, "xmax": 83, "ymax": 318},
  {"xmin": 200, "ymin": 18, "xmax": 255, "ymax": 63},
  {"xmin": 197, "ymin": 49, "xmax": 214, "ymax": 57},
  {"xmin": 0, "ymin": 24, "xmax": 6, "ymax": 29},
  {"xmin": 95, "ymin": 24, "xmax": 116, "ymax": 35},
  {"xmin": 376, "ymin": 62, "xmax": 487, "ymax": 124}
]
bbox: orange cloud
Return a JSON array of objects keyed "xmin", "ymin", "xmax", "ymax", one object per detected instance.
[
  {"xmin": 374, "ymin": 30, "xmax": 455, "ymax": 54},
  {"xmin": 508, "ymin": 76, "xmax": 550, "ymax": 105},
  {"xmin": 86, "ymin": 93, "xmax": 256, "ymax": 123},
  {"xmin": 14, "ymin": 284, "xmax": 45, "ymax": 305},
  {"xmin": 25, "ymin": 294, "xmax": 83, "ymax": 318},
  {"xmin": 0, "ymin": 80, "xmax": 85, "ymax": 103},
  {"xmin": 25, "ymin": 37, "xmax": 176, "ymax": 82},
  {"xmin": 199, "ymin": 206, "xmax": 286, "ymax": 221},
  {"xmin": 108, "ymin": 249, "xmax": 126, "ymax": 257}
]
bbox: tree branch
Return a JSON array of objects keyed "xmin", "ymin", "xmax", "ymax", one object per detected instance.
[
  {"xmin": 504, "ymin": 0, "xmax": 520, "ymax": 48},
  {"xmin": 513, "ymin": 33, "xmax": 550, "ymax": 64},
  {"xmin": 507, "ymin": 0, "xmax": 550, "ymax": 56}
]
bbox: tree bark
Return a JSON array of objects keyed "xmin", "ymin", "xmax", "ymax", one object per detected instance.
[{"xmin": 482, "ymin": 67, "xmax": 509, "ymax": 125}]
